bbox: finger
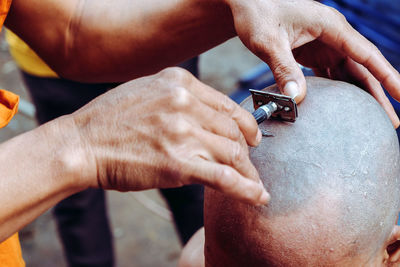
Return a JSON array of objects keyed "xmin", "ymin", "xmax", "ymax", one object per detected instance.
[
  {"xmin": 319, "ymin": 10, "xmax": 400, "ymax": 102},
  {"xmin": 163, "ymin": 85, "xmax": 249, "ymax": 147},
  {"xmin": 187, "ymin": 159, "xmax": 269, "ymax": 206},
  {"xmin": 189, "ymin": 98, "xmax": 248, "ymax": 148},
  {"xmin": 389, "ymin": 246, "xmax": 400, "ymax": 264},
  {"xmin": 256, "ymin": 38, "xmax": 307, "ymax": 104},
  {"xmin": 312, "ymin": 68, "xmax": 331, "ymax": 79},
  {"xmin": 191, "ymin": 126, "xmax": 259, "ymax": 181},
  {"xmin": 337, "ymin": 58, "xmax": 400, "ymax": 128},
  {"xmin": 185, "ymin": 78, "xmax": 261, "ymax": 147}
]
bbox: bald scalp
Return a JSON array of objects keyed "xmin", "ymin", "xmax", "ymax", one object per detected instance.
[{"xmin": 205, "ymin": 77, "xmax": 400, "ymax": 266}]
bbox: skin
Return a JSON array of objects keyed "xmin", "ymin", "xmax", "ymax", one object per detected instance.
[
  {"xmin": 200, "ymin": 78, "xmax": 400, "ymax": 266},
  {"xmin": 0, "ymin": 68, "xmax": 268, "ymax": 242},
  {"xmin": 179, "ymin": 228, "xmax": 205, "ymax": 267},
  {"xmin": 1, "ymin": 0, "xmax": 400, "ymax": 243},
  {"xmin": 5, "ymin": 0, "xmax": 400, "ymax": 126}
]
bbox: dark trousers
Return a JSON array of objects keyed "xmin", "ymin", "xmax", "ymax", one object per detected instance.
[{"xmin": 22, "ymin": 58, "xmax": 203, "ymax": 266}]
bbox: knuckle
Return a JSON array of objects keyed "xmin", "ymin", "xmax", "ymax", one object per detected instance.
[
  {"xmin": 160, "ymin": 114, "xmax": 191, "ymax": 141},
  {"xmin": 380, "ymin": 72, "xmax": 392, "ymax": 87},
  {"xmin": 323, "ymin": 5, "xmax": 341, "ymax": 19},
  {"xmin": 326, "ymin": 6, "xmax": 348, "ymax": 27},
  {"xmin": 215, "ymin": 166, "xmax": 237, "ymax": 189},
  {"xmin": 361, "ymin": 53, "xmax": 375, "ymax": 67},
  {"xmin": 360, "ymin": 74, "xmax": 375, "ymax": 89},
  {"xmin": 332, "ymin": 8, "xmax": 346, "ymax": 22},
  {"xmin": 229, "ymin": 142, "xmax": 245, "ymax": 166},
  {"xmin": 148, "ymin": 76, "xmax": 165, "ymax": 92},
  {"xmin": 224, "ymin": 170, "xmax": 240, "ymax": 189},
  {"xmin": 316, "ymin": 5, "xmax": 347, "ymax": 31},
  {"xmin": 159, "ymin": 67, "xmax": 191, "ymax": 83},
  {"xmin": 173, "ymin": 116, "xmax": 191, "ymax": 137},
  {"xmin": 169, "ymin": 86, "xmax": 192, "ymax": 110},
  {"xmin": 218, "ymin": 95, "xmax": 236, "ymax": 115},
  {"xmin": 369, "ymin": 44, "xmax": 383, "ymax": 59},
  {"xmin": 228, "ymin": 120, "xmax": 242, "ymax": 141}
]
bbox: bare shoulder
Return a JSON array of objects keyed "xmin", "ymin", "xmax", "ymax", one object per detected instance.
[{"xmin": 179, "ymin": 227, "xmax": 205, "ymax": 267}]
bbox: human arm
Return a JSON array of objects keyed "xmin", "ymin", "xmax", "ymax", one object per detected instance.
[
  {"xmin": 0, "ymin": 116, "xmax": 88, "ymax": 242},
  {"xmin": 0, "ymin": 68, "xmax": 268, "ymax": 242},
  {"xmin": 5, "ymin": 0, "xmax": 236, "ymax": 82},
  {"xmin": 6, "ymin": 0, "xmax": 400, "ymax": 127}
]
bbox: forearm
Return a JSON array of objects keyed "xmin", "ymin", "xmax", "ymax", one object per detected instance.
[
  {"xmin": 0, "ymin": 116, "xmax": 90, "ymax": 242},
  {"xmin": 6, "ymin": 0, "xmax": 235, "ymax": 82}
]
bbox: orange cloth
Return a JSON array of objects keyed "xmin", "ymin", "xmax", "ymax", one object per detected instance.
[
  {"xmin": 0, "ymin": 234, "xmax": 24, "ymax": 267},
  {"xmin": 0, "ymin": 89, "xmax": 19, "ymax": 128},
  {"xmin": 0, "ymin": 1, "xmax": 25, "ymax": 266},
  {"xmin": 0, "ymin": 0, "xmax": 19, "ymax": 129},
  {"xmin": 0, "ymin": 0, "xmax": 11, "ymax": 27}
]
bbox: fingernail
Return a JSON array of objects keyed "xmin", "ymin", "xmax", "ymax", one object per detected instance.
[
  {"xmin": 256, "ymin": 129, "xmax": 262, "ymax": 143},
  {"xmin": 283, "ymin": 81, "xmax": 299, "ymax": 99},
  {"xmin": 258, "ymin": 190, "xmax": 270, "ymax": 205}
]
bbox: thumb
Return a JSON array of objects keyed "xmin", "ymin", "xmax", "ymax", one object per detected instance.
[{"xmin": 264, "ymin": 41, "xmax": 307, "ymax": 104}]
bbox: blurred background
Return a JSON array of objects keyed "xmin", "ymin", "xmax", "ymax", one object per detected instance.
[{"xmin": 0, "ymin": 0, "xmax": 399, "ymax": 266}]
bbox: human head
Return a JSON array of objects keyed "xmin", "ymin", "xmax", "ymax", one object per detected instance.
[{"xmin": 204, "ymin": 77, "xmax": 400, "ymax": 266}]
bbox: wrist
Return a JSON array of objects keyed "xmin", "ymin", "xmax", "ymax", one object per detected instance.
[
  {"xmin": 0, "ymin": 115, "xmax": 93, "ymax": 238},
  {"xmin": 41, "ymin": 115, "xmax": 96, "ymax": 191}
]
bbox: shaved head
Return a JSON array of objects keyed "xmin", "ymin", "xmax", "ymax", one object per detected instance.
[{"xmin": 205, "ymin": 77, "xmax": 400, "ymax": 266}]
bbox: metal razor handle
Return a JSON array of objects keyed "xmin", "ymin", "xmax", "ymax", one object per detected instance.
[{"xmin": 252, "ymin": 102, "xmax": 278, "ymax": 124}]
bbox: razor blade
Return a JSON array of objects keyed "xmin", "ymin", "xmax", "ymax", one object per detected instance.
[{"xmin": 250, "ymin": 89, "xmax": 298, "ymax": 123}]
